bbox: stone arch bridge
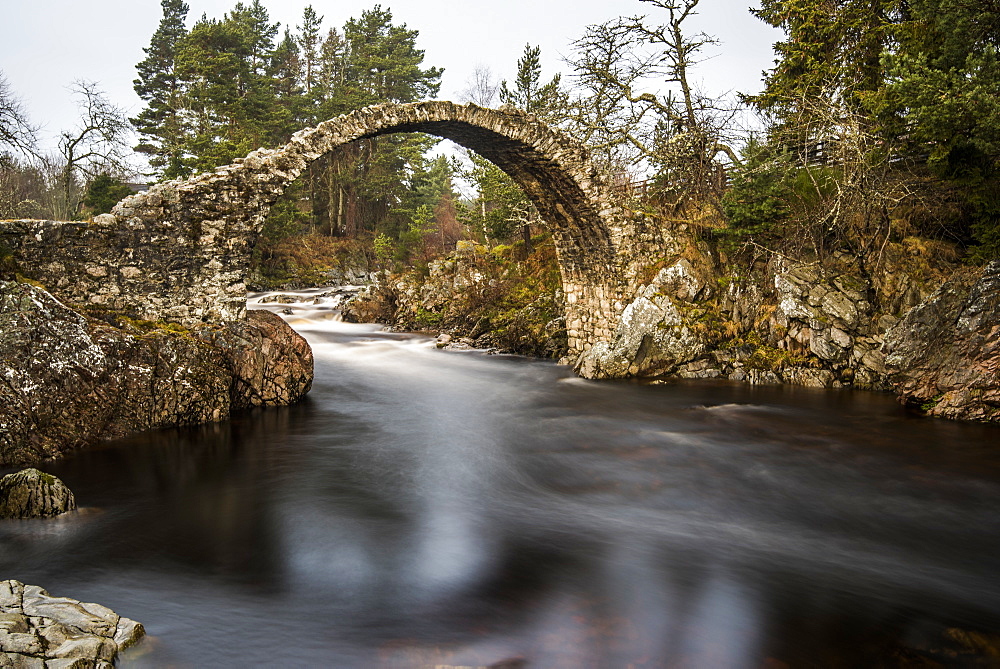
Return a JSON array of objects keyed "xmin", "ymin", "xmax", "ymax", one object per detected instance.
[{"xmin": 2, "ymin": 102, "xmax": 672, "ymax": 358}]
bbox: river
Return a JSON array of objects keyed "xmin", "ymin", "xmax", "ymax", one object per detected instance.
[{"xmin": 2, "ymin": 289, "xmax": 999, "ymax": 667}]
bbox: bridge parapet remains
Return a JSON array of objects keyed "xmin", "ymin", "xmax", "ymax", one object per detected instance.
[{"xmin": 1, "ymin": 102, "xmax": 678, "ymax": 358}]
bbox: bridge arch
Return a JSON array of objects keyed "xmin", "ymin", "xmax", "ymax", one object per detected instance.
[{"xmin": 110, "ymin": 101, "xmax": 632, "ymax": 356}]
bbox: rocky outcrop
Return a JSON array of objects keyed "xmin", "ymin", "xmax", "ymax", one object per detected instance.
[
  {"xmin": 0, "ymin": 470, "xmax": 76, "ymax": 519},
  {"xmin": 0, "ymin": 580, "xmax": 143, "ymax": 667},
  {"xmin": 205, "ymin": 309, "xmax": 314, "ymax": 409},
  {"xmin": 343, "ymin": 246, "xmax": 568, "ymax": 359},
  {"xmin": 0, "ymin": 281, "xmax": 313, "ymax": 467},
  {"xmin": 574, "ymin": 248, "xmax": 949, "ymax": 393},
  {"xmin": 576, "ymin": 260, "xmax": 708, "ymax": 378},
  {"xmin": 766, "ymin": 259, "xmax": 890, "ymax": 388},
  {"xmin": 884, "ymin": 261, "xmax": 1000, "ymax": 421}
]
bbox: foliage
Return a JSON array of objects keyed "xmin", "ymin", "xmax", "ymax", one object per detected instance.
[
  {"xmin": 0, "ymin": 153, "xmax": 46, "ymax": 219},
  {"xmin": 740, "ymin": 0, "xmax": 1000, "ymax": 262},
  {"xmin": 132, "ymin": 0, "xmax": 189, "ymax": 178},
  {"xmin": 460, "ymin": 153, "xmax": 537, "ymax": 243},
  {"xmin": 338, "ymin": 5, "xmax": 442, "ymax": 108},
  {"xmin": 719, "ymin": 138, "xmax": 794, "ymax": 241},
  {"xmin": 747, "ymin": 0, "xmax": 901, "ymax": 123},
  {"xmin": 452, "ymin": 45, "xmax": 563, "ymax": 250},
  {"xmin": 499, "ymin": 44, "xmax": 567, "ymax": 122},
  {"xmin": 875, "ymin": 0, "xmax": 1000, "ymax": 259},
  {"xmin": 81, "ymin": 174, "xmax": 133, "ymax": 215},
  {"xmin": 251, "ymin": 233, "xmax": 372, "ymax": 289},
  {"xmin": 393, "ymin": 234, "xmax": 567, "ymax": 358},
  {"xmin": 131, "ymin": 0, "xmax": 451, "ymax": 264},
  {"xmin": 373, "ymin": 232, "xmax": 393, "ymax": 268},
  {"xmin": 55, "ymin": 82, "xmax": 134, "ymax": 220},
  {"xmin": 265, "ymin": 6, "xmax": 444, "ymax": 245}
]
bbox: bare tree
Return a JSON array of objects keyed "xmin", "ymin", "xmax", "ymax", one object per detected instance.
[
  {"xmin": 460, "ymin": 65, "xmax": 500, "ymax": 107},
  {"xmin": 55, "ymin": 81, "xmax": 134, "ymax": 219},
  {"xmin": 0, "ymin": 70, "xmax": 38, "ymax": 156},
  {"xmin": 565, "ymin": 0, "xmax": 740, "ymax": 208}
]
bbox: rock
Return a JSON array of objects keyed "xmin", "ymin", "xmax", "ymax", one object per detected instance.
[
  {"xmin": 203, "ymin": 309, "xmax": 314, "ymax": 410},
  {"xmin": 576, "ymin": 275, "xmax": 705, "ymax": 379},
  {"xmin": 257, "ymin": 293, "xmax": 299, "ymax": 304},
  {"xmin": 0, "ymin": 282, "xmax": 314, "ymax": 467},
  {"xmin": 653, "ymin": 258, "xmax": 707, "ymax": 302},
  {"xmin": 884, "ymin": 261, "xmax": 1000, "ymax": 421},
  {"xmin": 0, "ymin": 469, "xmax": 76, "ymax": 519},
  {"xmin": 0, "ymin": 581, "xmax": 142, "ymax": 668},
  {"xmin": 780, "ymin": 367, "xmax": 837, "ymax": 388},
  {"xmin": 820, "ymin": 289, "xmax": 860, "ymax": 329},
  {"xmin": 341, "ymin": 283, "xmax": 396, "ymax": 324}
]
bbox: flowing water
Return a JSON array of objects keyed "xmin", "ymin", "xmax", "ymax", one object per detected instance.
[{"xmin": 2, "ymin": 289, "xmax": 999, "ymax": 668}]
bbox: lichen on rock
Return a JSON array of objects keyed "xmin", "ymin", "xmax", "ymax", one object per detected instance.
[
  {"xmin": 0, "ymin": 281, "xmax": 313, "ymax": 467},
  {"xmin": 0, "ymin": 469, "xmax": 76, "ymax": 519},
  {"xmin": 883, "ymin": 261, "xmax": 1000, "ymax": 421},
  {"xmin": 0, "ymin": 580, "xmax": 144, "ymax": 667}
]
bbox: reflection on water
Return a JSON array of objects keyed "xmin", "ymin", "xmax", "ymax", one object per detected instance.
[{"xmin": 2, "ymin": 292, "xmax": 999, "ymax": 667}]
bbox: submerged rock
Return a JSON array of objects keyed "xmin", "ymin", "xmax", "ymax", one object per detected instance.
[
  {"xmin": 0, "ymin": 580, "xmax": 143, "ymax": 667},
  {"xmin": 0, "ymin": 469, "xmax": 76, "ymax": 519},
  {"xmin": 257, "ymin": 293, "xmax": 299, "ymax": 304}
]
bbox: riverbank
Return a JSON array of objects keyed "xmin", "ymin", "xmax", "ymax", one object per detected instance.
[
  {"xmin": 342, "ymin": 238, "xmax": 1000, "ymax": 422},
  {"xmin": 3, "ymin": 304, "xmax": 998, "ymax": 666}
]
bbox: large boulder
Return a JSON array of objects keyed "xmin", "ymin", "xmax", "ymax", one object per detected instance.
[
  {"xmin": 0, "ymin": 580, "xmax": 143, "ymax": 667},
  {"xmin": 205, "ymin": 309, "xmax": 314, "ymax": 410},
  {"xmin": 0, "ymin": 469, "xmax": 76, "ymax": 519},
  {"xmin": 884, "ymin": 261, "xmax": 1000, "ymax": 421},
  {"xmin": 0, "ymin": 281, "xmax": 314, "ymax": 466},
  {"xmin": 575, "ymin": 261, "xmax": 708, "ymax": 379}
]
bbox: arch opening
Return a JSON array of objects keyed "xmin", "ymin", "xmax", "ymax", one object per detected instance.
[{"xmin": 111, "ymin": 101, "xmax": 627, "ymax": 355}]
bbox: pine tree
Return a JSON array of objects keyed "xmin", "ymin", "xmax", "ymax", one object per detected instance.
[
  {"xmin": 308, "ymin": 6, "xmax": 443, "ymax": 237},
  {"xmin": 297, "ymin": 6, "xmax": 323, "ymax": 97},
  {"xmin": 172, "ymin": 3, "xmax": 287, "ymax": 172},
  {"xmin": 132, "ymin": 0, "xmax": 189, "ymax": 178},
  {"xmin": 878, "ymin": 0, "xmax": 1000, "ymax": 258},
  {"xmin": 499, "ymin": 44, "xmax": 566, "ymax": 122},
  {"xmin": 341, "ymin": 6, "xmax": 442, "ymax": 107},
  {"xmin": 268, "ymin": 29, "xmax": 305, "ymax": 144},
  {"xmin": 747, "ymin": 0, "xmax": 901, "ymax": 128},
  {"xmin": 493, "ymin": 44, "xmax": 567, "ymax": 249}
]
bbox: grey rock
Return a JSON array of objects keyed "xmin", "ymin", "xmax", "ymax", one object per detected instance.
[
  {"xmin": 257, "ymin": 293, "xmax": 299, "ymax": 304},
  {"xmin": 0, "ymin": 581, "xmax": 142, "ymax": 668},
  {"xmin": 576, "ymin": 278, "xmax": 705, "ymax": 379},
  {"xmin": 820, "ymin": 290, "xmax": 861, "ymax": 329},
  {"xmin": 809, "ymin": 329, "xmax": 847, "ymax": 363},
  {"xmin": 883, "ymin": 261, "xmax": 1000, "ymax": 420},
  {"xmin": 781, "ymin": 367, "xmax": 836, "ymax": 387},
  {"xmin": 0, "ymin": 282, "xmax": 312, "ymax": 467},
  {"xmin": 653, "ymin": 259, "xmax": 707, "ymax": 302}
]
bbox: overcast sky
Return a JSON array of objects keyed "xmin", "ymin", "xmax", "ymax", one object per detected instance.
[{"xmin": 1, "ymin": 0, "xmax": 780, "ymax": 155}]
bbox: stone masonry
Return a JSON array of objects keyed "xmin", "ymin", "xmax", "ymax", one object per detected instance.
[{"xmin": 0, "ymin": 101, "xmax": 655, "ymax": 358}]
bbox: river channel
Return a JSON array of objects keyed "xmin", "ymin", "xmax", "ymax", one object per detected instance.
[{"xmin": 2, "ymin": 289, "xmax": 999, "ymax": 667}]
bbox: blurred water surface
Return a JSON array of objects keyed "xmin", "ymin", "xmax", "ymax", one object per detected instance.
[{"xmin": 2, "ymin": 294, "xmax": 998, "ymax": 667}]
